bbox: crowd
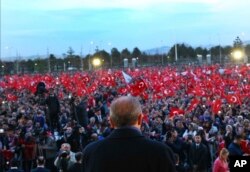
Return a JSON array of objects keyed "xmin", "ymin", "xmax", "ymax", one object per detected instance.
[{"xmin": 0, "ymin": 64, "xmax": 250, "ymax": 172}]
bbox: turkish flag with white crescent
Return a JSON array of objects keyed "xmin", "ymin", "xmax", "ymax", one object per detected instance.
[
  {"xmin": 227, "ymin": 94, "xmax": 241, "ymax": 105},
  {"xmin": 169, "ymin": 107, "xmax": 185, "ymax": 119}
]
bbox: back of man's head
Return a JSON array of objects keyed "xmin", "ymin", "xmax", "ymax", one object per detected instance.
[
  {"xmin": 10, "ymin": 159, "xmax": 19, "ymax": 168},
  {"xmin": 234, "ymin": 134, "xmax": 242, "ymax": 144},
  {"xmin": 110, "ymin": 96, "xmax": 142, "ymax": 128},
  {"xmin": 37, "ymin": 156, "xmax": 45, "ymax": 166},
  {"xmin": 75, "ymin": 152, "xmax": 83, "ymax": 162}
]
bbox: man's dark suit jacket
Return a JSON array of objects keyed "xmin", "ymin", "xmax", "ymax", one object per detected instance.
[
  {"xmin": 31, "ymin": 167, "xmax": 50, "ymax": 172},
  {"xmin": 7, "ymin": 169, "xmax": 23, "ymax": 172},
  {"xmin": 68, "ymin": 162, "xmax": 84, "ymax": 172},
  {"xmin": 83, "ymin": 127, "xmax": 176, "ymax": 172},
  {"xmin": 188, "ymin": 143, "xmax": 208, "ymax": 171}
]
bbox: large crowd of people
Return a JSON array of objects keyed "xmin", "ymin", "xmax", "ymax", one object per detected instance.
[{"xmin": 0, "ymin": 64, "xmax": 250, "ymax": 172}]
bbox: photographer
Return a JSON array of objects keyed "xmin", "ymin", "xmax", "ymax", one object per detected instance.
[
  {"xmin": 54, "ymin": 150, "xmax": 74, "ymax": 172},
  {"xmin": 54, "ymin": 143, "xmax": 75, "ymax": 171}
]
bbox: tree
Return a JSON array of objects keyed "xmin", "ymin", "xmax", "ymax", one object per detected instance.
[
  {"xmin": 121, "ymin": 48, "xmax": 131, "ymax": 62},
  {"xmin": 168, "ymin": 43, "xmax": 195, "ymax": 60},
  {"xmin": 210, "ymin": 46, "xmax": 220, "ymax": 57},
  {"xmin": 56, "ymin": 58, "xmax": 65, "ymax": 71},
  {"xmin": 195, "ymin": 47, "xmax": 204, "ymax": 56},
  {"xmin": 34, "ymin": 58, "xmax": 47, "ymax": 73},
  {"xmin": 26, "ymin": 59, "xmax": 34, "ymax": 72},
  {"xmin": 233, "ymin": 36, "xmax": 243, "ymax": 48},
  {"xmin": 132, "ymin": 47, "xmax": 141, "ymax": 58},
  {"xmin": 245, "ymin": 44, "xmax": 250, "ymax": 57},
  {"xmin": 111, "ymin": 48, "xmax": 121, "ymax": 67},
  {"xmin": 187, "ymin": 46, "xmax": 196, "ymax": 59},
  {"xmin": 93, "ymin": 50, "xmax": 110, "ymax": 67},
  {"xmin": 49, "ymin": 54, "xmax": 57, "ymax": 72},
  {"xmin": 222, "ymin": 46, "xmax": 232, "ymax": 56},
  {"xmin": 67, "ymin": 47, "xmax": 75, "ymax": 56},
  {"xmin": 202, "ymin": 48, "xmax": 208, "ymax": 58}
]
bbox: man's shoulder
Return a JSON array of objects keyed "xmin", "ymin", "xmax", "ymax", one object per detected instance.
[
  {"xmin": 83, "ymin": 139, "xmax": 106, "ymax": 153},
  {"xmin": 68, "ymin": 163, "xmax": 83, "ymax": 171},
  {"xmin": 144, "ymin": 138, "xmax": 174, "ymax": 154},
  {"xmin": 228, "ymin": 142, "xmax": 236, "ymax": 150},
  {"xmin": 7, "ymin": 170, "xmax": 24, "ymax": 172},
  {"xmin": 86, "ymin": 135, "xmax": 166, "ymax": 147}
]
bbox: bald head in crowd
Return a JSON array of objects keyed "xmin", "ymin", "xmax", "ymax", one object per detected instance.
[{"xmin": 110, "ymin": 96, "xmax": 143, "ymax": 129}]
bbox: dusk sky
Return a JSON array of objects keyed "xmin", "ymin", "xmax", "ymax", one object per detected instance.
[{"xmin": 1, "ymin": 0, "xmax": 250, "ymax": 60}]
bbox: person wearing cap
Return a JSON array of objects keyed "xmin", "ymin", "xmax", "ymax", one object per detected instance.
[
  {"xmin": 31, "ymin": 156, "xmax": 50, "ymax": 172},
  {"xmin": 83, "ymin": 96, "xmax": 176, "ymax": 172}
]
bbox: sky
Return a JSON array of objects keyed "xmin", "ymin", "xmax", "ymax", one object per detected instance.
[{"xmin": 1, "ymin": 0, "xmax": 250, "ymax": 60}]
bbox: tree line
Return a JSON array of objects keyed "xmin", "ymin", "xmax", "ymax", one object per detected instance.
[{"xmin": 0, "ymin": 37, "xmax": 249, "ymax": 74}]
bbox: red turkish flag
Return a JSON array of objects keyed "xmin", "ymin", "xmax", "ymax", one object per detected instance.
[
  {"xmin": 118, "ymin": 87, "xmax": 128, "ymax": 95},
  {"xmin": 163, "ymin": 88, "xmax": 174, "ymax": 97},
  {"xmin": 187, "ymin": 99, "xmax": 200, "ymax": 112},
  {"xmin": 169, "ymin": 107, "xmax": 185, "ymax": 119},
  {"xmin": 76, "ymin": 88, "xmax": 87, "ymax": 97},
  {"xmin": 136, "ymin": 78, "xmax": 147, "ymax": 91},
  {"xmin": 130, "ymin": 78, "xmax": 147, "ymax": 96},
  {"xmin": 6, "ymin": 93, "xmax": 18, "ymax": 102},
  {"xmin": 243, "ymin": 85, "xmax": 250, "ymax": 92},
  {"xmin": 227, "ymin": 94, "xmax": 241, "ymax": 105},
  {"xmin": 83, "ymin": 76, "xmax": 90, "ymax": 83},
  {"xmin": 212, "ymin": 99, "xmax": 222, "ymax": 114}
]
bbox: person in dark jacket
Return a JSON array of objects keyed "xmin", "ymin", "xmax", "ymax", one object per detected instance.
[
  {"xmin": 83, "ymin": 96, "xmax": 176, "ymax": 172},
  {"xmin": 188, "ymin": 133, "xmax": 209, "ymax": 172},
  {"xmin": 228, "ymin": 134, "xmax": 244, "ymax": 156},
  {"xmin": 31, "ymin": 156, "xmax": 50, "ymax": 172},
  {"xmin": 166, "ymin": 128, "xmax": 188, "ymax": 166},
  {"xmin": 68, "ymin": 152, "xmax": 84, "ymax": 172},
  {"xmin": 45, "ymin": 89, "xmax": 60, "ymax": 131},
  {"xmin": 75, "ymin": 100, "xmax": 89, "ymax": 128}
]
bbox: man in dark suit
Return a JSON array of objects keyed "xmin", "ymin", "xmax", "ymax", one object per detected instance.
[
  {"xmin": 188, "ymin": 133, "xmax": 208, "ymax": 172},
  {"xmin": 68, "ymin": 152, "xmax": 84, "ymax": 172},
  {"xmin": 45, "ymin": 89, "xmax": 60, "ymax": 131},
  {"xmin": 83, "ymin": 96, "xmax": 176, "ymax": 172},
  {"xmin": 31, "ymin": 156, "xmax": 50, "ymax": 172},
  {"xmin": 75, "ymin": 100, "xmax": 89, "ymax": 128}
]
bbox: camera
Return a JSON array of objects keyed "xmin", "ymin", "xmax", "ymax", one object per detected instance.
[{"xmin": 60, "ymin": 151, "xmax": 69, "ymax": 158}]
